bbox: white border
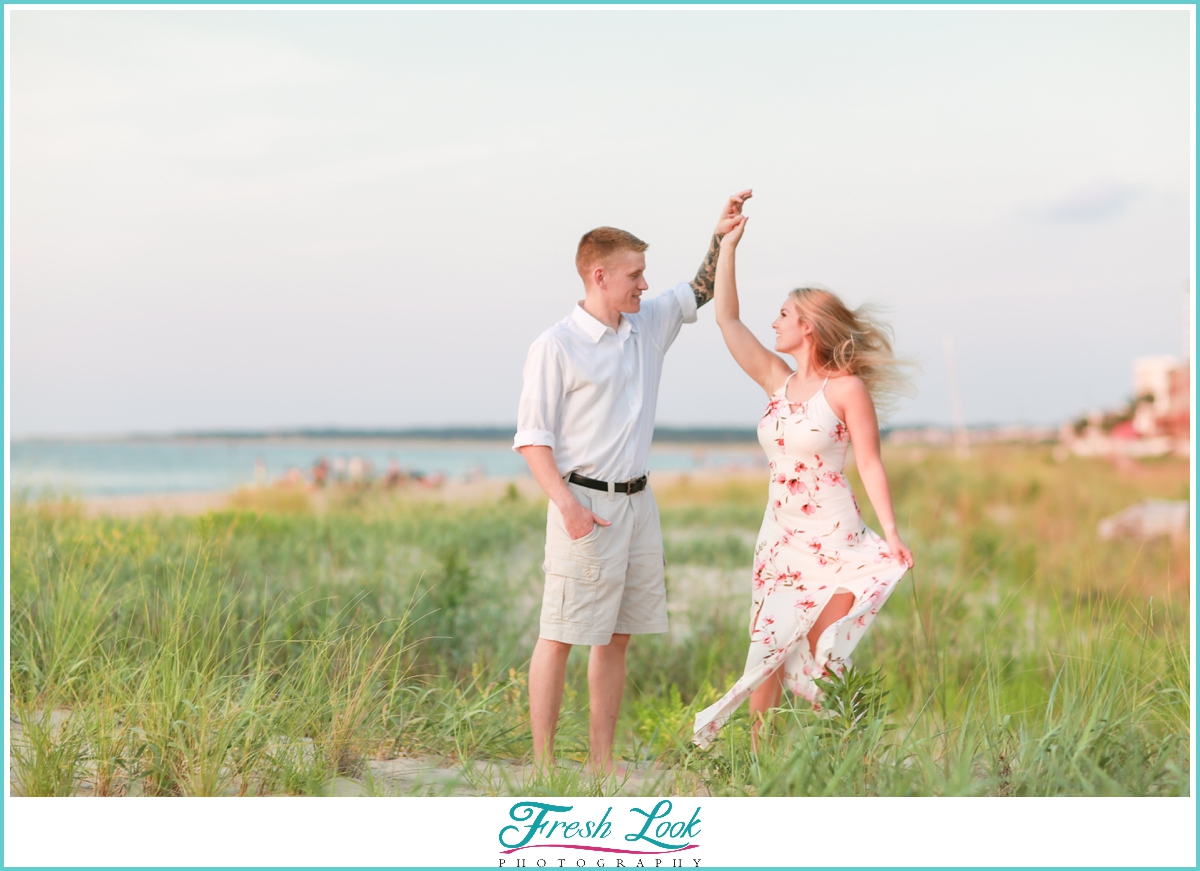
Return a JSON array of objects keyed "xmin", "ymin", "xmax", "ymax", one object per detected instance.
[
  {"xmin": 4, "ymin": 0, "xmax": 13, "ymax": 818},
  {"xmin": 3, "ymin": 5, "xmax": 1196, "ymax": 869},
  {"xmin": 3, "ymin": 796, "xmax": 1199, "ymax": 867}
]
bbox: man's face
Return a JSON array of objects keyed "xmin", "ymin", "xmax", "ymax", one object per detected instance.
[{"xmin": 597, "ymin": 250, "xmax": 649, "ymax": 313}]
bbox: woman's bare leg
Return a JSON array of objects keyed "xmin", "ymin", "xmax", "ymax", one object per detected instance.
[
  {"xmin": 748, "ymin": 666, "xmax": 785, "ymax": 752},
  {"xmin": 747, "ymin": 592, "xmax": 856, "ymax": 752},
  {"xmin": 807, "ymin": 591, "xmax": 855, "ymax": 659}
]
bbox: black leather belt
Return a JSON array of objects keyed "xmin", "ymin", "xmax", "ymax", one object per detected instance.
[{"xmin": 568, "ymin": 471, "xmax": 648, "ymax": 495}]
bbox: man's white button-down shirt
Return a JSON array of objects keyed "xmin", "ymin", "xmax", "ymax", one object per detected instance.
[{"xmin": 513, "ymin": 282, "xmax": 699, "ymax": 482}]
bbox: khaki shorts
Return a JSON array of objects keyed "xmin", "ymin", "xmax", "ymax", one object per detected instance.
[{"xmin": 539, "ymin": 479, "xmax": 667, "ymax": 646}]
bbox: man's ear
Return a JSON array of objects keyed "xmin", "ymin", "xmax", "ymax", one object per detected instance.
[{"xmin": 592, "ymin": 265, "xmax": 607, "ymax": 289}]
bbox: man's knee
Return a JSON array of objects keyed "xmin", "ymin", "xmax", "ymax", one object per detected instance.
[
  {"xmin": 536, "ymin": 637, "xmax": 573, "ymax": 660},
  {"xmin": 604, "ymin": 633, "xmax": 631, "ymax": 652}
]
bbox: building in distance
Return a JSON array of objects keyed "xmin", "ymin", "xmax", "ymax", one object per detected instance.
[{"xmin": 1063, "ymin": 355, "xmax": 1190, "ymax": 458}]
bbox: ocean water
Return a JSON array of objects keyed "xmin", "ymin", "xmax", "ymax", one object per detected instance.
[{"xmin": 10, "ymin": 438, "xmax": 766, "ymax": 498}]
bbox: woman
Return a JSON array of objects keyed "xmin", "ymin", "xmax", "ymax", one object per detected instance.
[{"xmin": 693, "ymin": 213, "xmax": 914, "ymax": 751}]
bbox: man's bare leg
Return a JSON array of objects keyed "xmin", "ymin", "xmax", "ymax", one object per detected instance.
[
  {"xmin": 586, "ymin": 633, "xmax": 630, "ymax": 775},
  {"xmin": 529, "ymin": 637, "xmax": 572, "ymax": 769}
]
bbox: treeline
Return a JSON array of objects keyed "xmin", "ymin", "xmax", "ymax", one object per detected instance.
[{"xmin": 157, "ymin": 426, "xmax": 765, "ymax": 443}]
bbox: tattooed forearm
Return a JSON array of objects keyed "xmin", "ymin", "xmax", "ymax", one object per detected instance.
[{"xmin": 689, "ymin": 233, "xmax": 723, "ymax": 308}]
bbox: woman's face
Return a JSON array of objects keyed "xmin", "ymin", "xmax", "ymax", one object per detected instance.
[{"xmin": 772, "ymin": 297, "xmax": 809, "ymax": 354}]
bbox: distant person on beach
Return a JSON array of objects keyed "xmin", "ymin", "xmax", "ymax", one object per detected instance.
[
  {"xmin": 691, "ymin": 207, "xmax": 915, "ymax": 751},
  {"xmin": 312, "ymin": 458, "xmax": 329, "ymax": 487},
  {"xmin": 514, "ymin": 190, "xmax": 752, "ymax": 775}
]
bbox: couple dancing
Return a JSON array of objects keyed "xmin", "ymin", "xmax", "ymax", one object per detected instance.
[{"xmin": 513, "ymin": 190, "xmax": 913, "ymax": 773}]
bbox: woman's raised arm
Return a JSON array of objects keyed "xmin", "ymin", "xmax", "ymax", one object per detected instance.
[{"xmin": 714, "ymin": 216, "xmax": 790, "ymax": 395}]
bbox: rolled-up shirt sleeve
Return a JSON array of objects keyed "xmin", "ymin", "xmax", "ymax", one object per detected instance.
[
  {"xmin": 672, "ymin": 281, "xmax": 699, "ymax": 325},
  {"xmin": 646, "ymin": 281, "xmax": 700, "ymax": 352},
  {"xmin": 513, "ymin": 337, "xmax": 563, "ymax": 453}
]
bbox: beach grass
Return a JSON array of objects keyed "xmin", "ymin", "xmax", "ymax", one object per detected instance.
[{"xmin": 8, "ymin": 444, "xmax": 1190, "ymax": 796}]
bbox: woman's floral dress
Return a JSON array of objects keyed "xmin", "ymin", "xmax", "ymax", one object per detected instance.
[{"xmin": 692, "ymin": 375, "xmax": 909, "ymax": 749}]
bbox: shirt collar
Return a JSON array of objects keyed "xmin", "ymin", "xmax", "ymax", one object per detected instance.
[{"xmin": 571, "ymin": 302, "xmax": 635, "ymax": 342}]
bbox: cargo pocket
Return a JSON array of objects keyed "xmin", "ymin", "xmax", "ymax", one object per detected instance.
[{"xmin": 542, "ymin": 554, "xmax": 601, "ymax": 626}]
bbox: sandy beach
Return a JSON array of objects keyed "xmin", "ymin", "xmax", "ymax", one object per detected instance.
[
  {"xmin": 77, "ymin": 479, "xmax": 538, "ymax": 517},
  {"xmin": 81, "ymin": 490, "xmax": 239, "ymax": 518},
  {"xmin": 75, "ymin": 469, "xmax": 755, "ymax": 518}
]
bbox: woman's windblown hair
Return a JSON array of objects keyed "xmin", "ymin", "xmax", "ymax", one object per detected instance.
[{"xmin": 788, "ymin": 287, "xmax": 916, "ymax": 418}]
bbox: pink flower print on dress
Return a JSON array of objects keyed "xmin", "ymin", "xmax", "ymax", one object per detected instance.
[
  {"xmin": 786, "ymin": 478, "xmax": 807, "ymax": 496},
  {"xmin": 796, "ymin": 594, "xmax": 817, "ymax": 611},
  {"xmin": 814, "ymin": 454, "xmax": 824, "ymax": 469},
  {"xmin": 794, "ymin": 461, "xmax": 808, "ymax": 473},
  {"xmin": 778, "ymin": 567, "xmax": 802, "ymax": 585},
  {"xmin": 775, "ymin": 437, "xmax": 786, "ymax": 448},
  {"xmin": 800, "ymin": 502, "xmax": 817, "ymax": 516},
  {"xmin": 830, "ymin": 422, "xmax": 849, "ymax": 442},
  {"xmin": 846, "ymin": 531, "xmax": 857, "ymax": 544},
  {"xmin": 824, "ymin": 471, "xmax": 846, "ymax": 488},
  {"xmin": 774, "ymin": 473, "xmax": 788, "ymax": 485},
  {"xmin": 765, "ymin": 397, "xmax": 782, "ymax": 419},
  {"xmin": 807, "ymin": 538, "xmax": 823, "ymax": 554}
]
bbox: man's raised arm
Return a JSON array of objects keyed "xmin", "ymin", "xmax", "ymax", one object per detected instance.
[{"xmin": 690, "ymin": 189, "xmax": 753, "ymax": 308}]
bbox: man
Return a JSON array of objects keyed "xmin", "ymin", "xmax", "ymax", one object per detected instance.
[{"xmin": 513, "ymin": 190, "xmax": 752, "ymax": 774}]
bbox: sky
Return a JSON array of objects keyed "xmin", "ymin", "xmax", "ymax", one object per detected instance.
[{"xmin": 8, "ymin": 7, "xmax": 1194, "ymax": 437}]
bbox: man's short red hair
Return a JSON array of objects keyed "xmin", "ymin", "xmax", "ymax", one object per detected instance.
[{"xmin": 575, "ymin": 227, "xmax": 649, "ymax": 279}]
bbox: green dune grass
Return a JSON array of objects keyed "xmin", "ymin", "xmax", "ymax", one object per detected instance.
[{"xmin": 8, "ymin": 445, "xmax": 1190, "ymax": 796}]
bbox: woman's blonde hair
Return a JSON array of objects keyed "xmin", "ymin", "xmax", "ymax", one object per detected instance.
[{"xmin": 788, "ymin": 286, "xmax": 915, "ymax": 417}]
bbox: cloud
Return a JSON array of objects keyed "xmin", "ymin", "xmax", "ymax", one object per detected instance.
[{"xmin": 1040, "ymin": 182, "xmax": 1143, "ymax": 222}]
